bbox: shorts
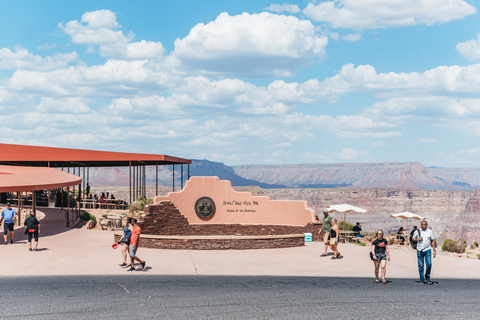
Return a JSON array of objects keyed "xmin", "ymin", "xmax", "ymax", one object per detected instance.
[
  {"xmin": 329, "ymin": 238, "xmax": 338, "ymax": 246},
  {"xmin": 27, "ymin": 230, "xmax": 38, "ymax": 242},
  {"xmin": 129, "ymin": 245, "xmax": 137, "ymax": 258},
  {"xmin": 4, "ymin": 223, "xmax": 14, "ymax": 234},
  {"xmin": 323, "ymin": 232, "xmax": 330, "ymax": 243},
  {"xmin": 375, "ymin": 252, "xmax": 387, "ymax": 261}
]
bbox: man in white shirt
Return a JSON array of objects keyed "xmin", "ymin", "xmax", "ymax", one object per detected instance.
[{"xmin": 412, "ymin": 220, "xmax": 436, "ymax": 285}]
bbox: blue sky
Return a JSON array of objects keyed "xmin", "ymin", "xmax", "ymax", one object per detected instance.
[{"xmin": 1, "ymin": 0, "xmax": 480, "ymax": 167}]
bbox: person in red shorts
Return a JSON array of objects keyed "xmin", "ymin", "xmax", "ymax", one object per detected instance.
[{"xmin": 127, "ymin": 218, "xmax": 146, "ymax": 272}]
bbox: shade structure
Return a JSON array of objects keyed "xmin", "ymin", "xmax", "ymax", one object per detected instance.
[
  {"xmin": 326, "ymin": 204, "xmax": 367, "ymax": 230},
  {"xmin": 389, "ymin": 212, "xmax": 425, "ymax": 231},
  {"xmin": 0, "ymin": 165, "xmax": 82, "ymax": 192}
]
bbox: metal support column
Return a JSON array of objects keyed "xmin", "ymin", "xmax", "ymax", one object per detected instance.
[
  {"xmin": 181, "ymin": 164, "xmax": 183, "ymax": 189},
  {"xmin": 172, "ymin": 164, "xmax": 175, "ymax": 191},
  {"xmin": 129, "ymin": 161, "xmax": 132, "ymax": 204},
  {"xmin": 155, "ymin": 163, "xmax": 158, "ymax": 196}
]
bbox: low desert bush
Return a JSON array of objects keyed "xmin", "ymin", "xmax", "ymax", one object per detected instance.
[
  {"xmin": 337, "ymin": 221, "xmax": 354, "ymax": 231},
  {"xmin": 80, "ymin": 211, "xmax": 96, "ymax": 224},
  {"xmin": 442, "ymin": 238, "xmax": 466, "ymax": 253},
  {"xmin": 477, "ymin": 254, "xmax": 480, "ymax": 260}
]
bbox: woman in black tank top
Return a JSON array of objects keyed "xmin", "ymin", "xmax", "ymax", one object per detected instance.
[
  {"xmin": 371, "ymin": 230, "xmax": 390, "ymax": 284},
  {"xmin": 329, "ymin": 219, "xmax": 340, "ymax": 259}
]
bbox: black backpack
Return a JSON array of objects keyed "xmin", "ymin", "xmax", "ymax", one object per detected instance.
[{"xmin": 410, "ymin": 229, "xmax": 419, "ymax": 249}]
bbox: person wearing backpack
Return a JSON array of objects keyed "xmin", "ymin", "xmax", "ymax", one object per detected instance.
[{"xmin": 411, "ymin": 221, "xmax": 436, "ymax": 285}]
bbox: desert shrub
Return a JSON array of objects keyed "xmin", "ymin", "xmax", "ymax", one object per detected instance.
[
  {"xmin": 477, "ymin": 254, "xmax": 480, "ymax": 260},
  {"xmin": 359, "ymin": 242, "xmax": 366, "ymax": 246},
  {"xmin": 337, "ymin": 220, "xmax": 354, "ymax": 231},
  {"xmin": 80, "ymin": 211, "xmax": 96, "ymax": 224},
  {"xmin": 388, "ymin": 237, "xmax": 395, "ymax": 245},
  {"xmin": 442, "ymin": 238, "xmax": 466, "ymax": 253},
  {"xmin": 128, "ymin": 196, "xmax": 153, "ymax": 214},
  {"xmin": 473, "ymin": 241, "xmax": 479, "ymax": 248},
  {"xmin": 442, "ymin": 239, "xmax": 453, "ymax": 252}
]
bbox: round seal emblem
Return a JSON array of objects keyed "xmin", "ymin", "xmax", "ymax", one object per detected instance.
[{"xmin": 195, "ymin": 197, "xmax": 216, "ymax": 218}]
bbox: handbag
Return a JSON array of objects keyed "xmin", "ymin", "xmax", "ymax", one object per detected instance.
[{"xmin": 369, "ymin": 252, "xmax": 375, "ymax": 261}]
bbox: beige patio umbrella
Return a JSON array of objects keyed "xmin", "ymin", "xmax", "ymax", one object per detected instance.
[
  {"xmin": 327, "ymin": 204, "xmax": 367, "ymax": 231},
  {"xmin": 389, "ymin": 211, "xmax": 425, "ymax": 231}
]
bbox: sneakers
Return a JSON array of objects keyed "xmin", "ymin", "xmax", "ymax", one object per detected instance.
[
  {"xmin": 426, "ymin": 278, "xmax": 433, "ymax": 285},
  {"xmin": 29, "ymin": 248, "xmax": 33, "ymax": 251},
  {"xmin": 120, "ymin": 262, "xmax": 128, "ymax": 267},
  {"xmin": 141, "ymin": 261, "xmax": 147, "ymax": 270},
  {"xmin": 127, "ymin": 267, "xmax": 135, "ymax": 272},
  {"xmin": 10, "ymin": 239, "xmax": 13, "ymax": 244}
]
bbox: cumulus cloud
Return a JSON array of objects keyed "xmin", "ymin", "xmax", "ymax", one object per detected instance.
[
  {"xmin": 342, "ymin": 34, "xmax": 362, "ymax": 42},
  {"xmin": 363, "ymin": 97, "xmax": 480, "ymax": 118},
  {"xmin": 59, "ymin": 9, "xmax": 164, "ymax": 60},
  {"xmin": 0, "ymin": 46, "xmax": 78, "ymax": 71},
  {"xmin": 35, "ymin": 97, "xmax": 91, "ymax": 114},
  {"xmin": 457, "ymin": 33, "xmax": 480, "ymax": 61},
  {"xmin": 171, "ymin": 12, "xmax": 328, "ymax": 77},
  {"xmin": 265, "ymin": 3, "xmax": 301, "ymax": 13},
  {"xmin": 6, "ymin": 60, "xmax": 170, "ymax": 97},
  {"xmin": 282, "ymin": 113, "xmax": 399, "ymax": 138},
  {"xmin": 303, "ymin": 0, "xmax": 477, "ymax": 29},
  {"xmin": 335, "ymin": 148, "xmax": 371, "ymax": 161}
]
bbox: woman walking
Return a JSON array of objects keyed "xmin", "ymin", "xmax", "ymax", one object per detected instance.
[
  {"xmin": 119, "ymin": 217, "xmax": 132, "ymax": 267},
  {"xmin": 371, "ymin": 230, "xmax": 390, "ymax": 284},
  {"xmin": 24, "ymin": 213, "xmax": 40, "ymax": 251},
  {"xmin": 330, "ymin": 218, "xmax": 340, "ymax": 259}
]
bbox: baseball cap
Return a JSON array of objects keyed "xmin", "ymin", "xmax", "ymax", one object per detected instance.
[{"xmin": 6, "ymin": 202, "xmax": 11, "ymax": 206}]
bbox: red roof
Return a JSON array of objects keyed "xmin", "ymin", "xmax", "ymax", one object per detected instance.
[
  {"xmin": 0, "ymin": 165, "xmax": 82, "ymax": 192},
  {"xmin": 0, "ymin": 143, "xmax": 191, "ymax": 167}
]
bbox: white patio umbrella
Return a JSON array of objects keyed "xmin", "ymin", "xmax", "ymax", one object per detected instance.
[
  {"xmin": 389, "ymin": 211, "xmax": 425, "ymax": 231},
  {"xmin": 326, "ymin": 204, "xmax": 367, "ymax": 230}
]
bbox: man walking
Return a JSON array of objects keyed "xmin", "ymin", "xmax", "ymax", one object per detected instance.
[
  {"xmin": 0, "ymin": 203, "xmax": 16, "ymax": 244},
  {"xmin": 127, "ymin": 218, "xmax": 146, "ymax": 272},
  {"xmin": 319, "ymin": 211, "xmax": 333, "ymax": 257},
  {"xmin": 412, "ymin": 220, "xmax": 436, "ymax": 284}
]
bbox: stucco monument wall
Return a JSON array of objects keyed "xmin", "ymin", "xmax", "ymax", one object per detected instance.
[{"xmin": 153, "ymin": 176, "xmax": 315, "ymax": 226}]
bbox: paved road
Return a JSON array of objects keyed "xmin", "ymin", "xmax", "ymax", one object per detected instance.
[{"xmin": 0, "ymin": 275, "xmax": 479, "ymax": 319}]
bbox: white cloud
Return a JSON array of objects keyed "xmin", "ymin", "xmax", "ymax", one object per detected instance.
[
  {"xmin": 265, "ymin": 3, "xmax": 301, "ymax": 13},
  {"xmin": 35, "ymin": 97, "xmax": 91, "ymax": 114},
  {"xmin": 342, "ymin": 34, "xmax": 362, "ymax": 42},
  {"xmin": 37, "ymin": 43, "xmax": 57, "ymax": 51},
  {"xmin": 329, "ymin": 32, "xmax": 340, "ymax": 41},
  {"xmin": 336, "ymin": 148, "xmax": 370, "ymax": 161},
  {"xmin": 6, "ymin": 60, "xmax": 170, "ymax": 97},
  {"xmin": 59, "ymin": 10, "xmax": 164, "ymax": 60},
  {"xmin": 457, "ymin": 33, "xmax": 480, "ymax": 61},
  {"xmin": 0, "ymin": 46, "xmax": 78, "ymax": 71},
  {"xmin": 171, "ymin": 12, "xmax": 328, "ymax": 77},
  {"xmin": 283, "ymin": 113, "xmax": 399, "ymax": 138},
  {"xmin": 417, "ymin": 138, "xmax": 437, "ymax": 143},
  {"xmin": 303, "ymin": 0, "xmax": 477, "ymax": 29},
  {"xmin": 363, "ymin": 97, "xmax": 480, "ymax": 118}
]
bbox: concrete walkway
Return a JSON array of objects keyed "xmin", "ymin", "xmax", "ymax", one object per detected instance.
[{"xmin": 1, "ymin": 208, "xmax": 479, "ymax": 279}]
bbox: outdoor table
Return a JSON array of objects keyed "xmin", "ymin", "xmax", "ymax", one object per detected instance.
[
  {"xmin": 107, "ymin": 215, "xmax": 123, "ymax": 228},
  {"xmin": 339, "ymin": 230, "xmax": 355, "ymax": 243}
]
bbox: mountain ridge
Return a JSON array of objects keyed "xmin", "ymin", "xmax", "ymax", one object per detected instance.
[{"xmin": 85, "ymin": 159, "xmax": 480, "ymax": 190}]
